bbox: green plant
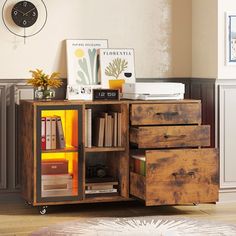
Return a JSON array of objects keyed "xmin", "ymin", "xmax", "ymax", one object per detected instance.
[{"xmin": 105, "ymin": 58, "xmax": 128, "ymax": 79}]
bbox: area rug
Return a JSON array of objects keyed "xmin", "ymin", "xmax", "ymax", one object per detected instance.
[{"xmin": 31, "ymin": 216, "xmax": 236, "ymax": 236}]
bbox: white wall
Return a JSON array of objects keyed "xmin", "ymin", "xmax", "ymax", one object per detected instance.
[
  {"xmin": 192, "ymin": 0, "xmax": 218, "ymax": 79},
  {"xmin": 218, "ymin": 0, "xmax": 236, "ymax": 79},
  {"xmin": 0, "ymin": 0, "xmax": 192, "ymax": 79}
]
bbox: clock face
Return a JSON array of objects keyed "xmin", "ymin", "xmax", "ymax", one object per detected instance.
[{"xmin": 11, "ymin": 1, "xmax": 38, "ymax": 28}]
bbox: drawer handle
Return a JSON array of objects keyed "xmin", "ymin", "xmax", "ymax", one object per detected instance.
[
  {"xmin": 164, "ymin": 134, "xmax": 186, "ymax": 139},
  {"xmin": 156, "ymin": 112, "xmax": 179, "ymax": 116},
  {"xmin": 172, "ymin": 171, "xmax": 195, "ymax": 178}
]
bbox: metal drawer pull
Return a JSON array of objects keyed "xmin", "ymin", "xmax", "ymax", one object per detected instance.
[
  {"xmin": 156, "ymin": 112, "xmax": 179, "ymax": 116},
  {"xmin": 172, "ymin": 171, "xmax": 195, "ymax": 178},
  {"xmin": 164, "ymin": 134, "xmax": 186, "ymax": 139}
]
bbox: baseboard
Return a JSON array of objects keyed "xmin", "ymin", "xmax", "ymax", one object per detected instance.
[{"xmin": 218, "ymin": 189, "xmax": 236, "ymax": 203}]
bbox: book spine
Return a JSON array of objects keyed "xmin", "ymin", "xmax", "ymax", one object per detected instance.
[
  {"xmin": 117, "ymin": 113, "xmax": 122, "ymax": 146},
  {"xmin": 85, "ymin": 109, "xmax": 88, "ymax": 147},
  {"xmin": 46, "ymin": 117, "xmax": 51, "ymax": 150},
  {"xmin": 41, "ymin": 117, "xmax": 46, "ymax": 150},
  {"xmin": 85, "ymin": 188, "xmax": 117, "ymax": 194},
  {"xmin": 56, "ymin": 116, "xmax": 65, "ymax": 149},
  {"xmin": 87, "ymin": 109, "xmax": 92, "ymax": 148},
  {"xmin": 51, "ymin": 117, "xmax": 56, "ymax": 149}
]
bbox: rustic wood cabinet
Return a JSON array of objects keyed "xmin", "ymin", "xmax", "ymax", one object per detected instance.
[{"xmin": 19, "ymin": 99, "xmax": 218, "ymax": 214}]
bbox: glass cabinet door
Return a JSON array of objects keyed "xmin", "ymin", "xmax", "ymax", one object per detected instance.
[{"xmin": 36, "ymin": 105, "xmax": 83, "ymax": 202}]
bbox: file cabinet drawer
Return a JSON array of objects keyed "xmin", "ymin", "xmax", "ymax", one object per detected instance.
[
  {"xmin": 130, "ymin": 125, "xmax": 210, "ymax": 148},
  {"xmin": 130, "ymin": 149, "xmax": 219, "ymax": 206},
  {"xmin": 130, "ymin": 103, "xmax": 201, "ymax": 125}
]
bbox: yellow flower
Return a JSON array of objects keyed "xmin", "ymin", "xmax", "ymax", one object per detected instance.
[{"xmin": 27, "ymin": 69, "xmax": 63, "ymax": 89}]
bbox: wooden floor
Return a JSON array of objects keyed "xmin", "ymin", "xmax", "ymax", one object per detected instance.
[{"xmin": 1, "ymin": 198, "xmax": 236, "ymax": 235}]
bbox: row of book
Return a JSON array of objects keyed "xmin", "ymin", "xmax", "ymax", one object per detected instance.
[
  {"xmin": 85, "ymin": 109, "xmax": 122, "ymax": 148},
  {"xmin": 41, "ymin": 116, "xmax": 65, "ymax": 150}
]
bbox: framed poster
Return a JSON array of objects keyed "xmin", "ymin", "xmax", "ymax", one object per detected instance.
[
  {"xmin": 98, "ymin": 48, "xmax": 136, "ymax": 91},
  {"xmin": 226, "ymin": 13, "xmax": 236, "ymax": 64},
  {"xmin": 66, "ymin": 39, "xmax": 108, "ymax": 100}
]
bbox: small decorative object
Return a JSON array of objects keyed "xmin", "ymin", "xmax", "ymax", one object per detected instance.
[
  {"xmin": 98, "ymin": 48, "xmax": 136, "ymax": 91},
  {"xmin": 2, "ymin": 0, "xmax": 47, "ymax": 43},
  {"xmin": 27, "ymin": 69, "xmax": 62, "ymax": 100},
  {"xmin": 226, "ymin": 12, "xmax": 236, "ymax": 64},
  {"xmin": 93, "ymin": 89, "xmax": 120, "ymax": 101}
]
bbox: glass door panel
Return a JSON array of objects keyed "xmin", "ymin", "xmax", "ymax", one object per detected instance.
[{"xmin": 37, "ymin": 105, "xmax": 83, "ymax": 202}]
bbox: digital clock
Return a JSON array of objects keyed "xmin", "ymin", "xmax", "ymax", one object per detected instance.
[{"xmin": 93, "ymin": 89, "xmax": 120, "ymax": 101}]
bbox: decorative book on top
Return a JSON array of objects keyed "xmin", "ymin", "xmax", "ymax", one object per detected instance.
[{"xmin": 98, "ymin": 48, "xmax": 136, "ymax": 91}]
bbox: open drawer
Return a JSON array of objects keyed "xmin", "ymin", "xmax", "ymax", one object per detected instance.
[{"xmin": 130, "ymin": 148, "xmax": 219, "ymax": 206}]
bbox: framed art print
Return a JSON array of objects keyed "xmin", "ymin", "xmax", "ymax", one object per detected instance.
[{"xmin": 226, "ymin": 12, "xmax": 236, "ymax": 64}]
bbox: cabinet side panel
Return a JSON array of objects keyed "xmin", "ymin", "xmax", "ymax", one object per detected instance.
[{"xmin": 20, "ymin": 102, "xmax": 34, "ymax": 203}]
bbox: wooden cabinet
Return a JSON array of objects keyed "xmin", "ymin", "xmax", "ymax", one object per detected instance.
[
  {"xmin": 129, "ymin": 100, "xmax": 219, "ymax": 206},
  {"xmin": 19, "ymin": 99, "xmax": 218, "ymax": 213}
]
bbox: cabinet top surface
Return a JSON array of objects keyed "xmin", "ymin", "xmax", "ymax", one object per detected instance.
[{"xmin": 21, "ymin": 99, "xmax": 201, "ymax": 106}]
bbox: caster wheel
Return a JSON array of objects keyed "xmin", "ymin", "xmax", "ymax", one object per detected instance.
[
  {"xmin": 193, "ymin": 203, "xmax": 199, "ymax": 206},
  {"xmin": 25, "ymin": 201, "xmax": 31, "ymax": 206},
  {"xmin": 39, "ymin": 206, "xmax": 48, "ymax": 215}
]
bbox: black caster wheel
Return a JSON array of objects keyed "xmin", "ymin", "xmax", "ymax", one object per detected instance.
[
  {"xmin": 25, "ymin": 201, "xmax": 32, "ymax": 206},
  {"xmin": 39, "ymin": 206, "xmax": 48, "ymax": 215},
  {"xmin": 193, "ymin": 203, "xmax": 199, "ymax": 206}
]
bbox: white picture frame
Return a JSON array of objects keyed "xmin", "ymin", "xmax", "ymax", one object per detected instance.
[
  {"xmin": 98, "ymin": 48, "xmax": 136, "ymax": 91},
  {"xmin": 66, "ymin": 39, "xmax": 108, "ymax": 100},
  {"xmin": 226, "ymin": 12, "xmax": 236, "ymax": 65}
]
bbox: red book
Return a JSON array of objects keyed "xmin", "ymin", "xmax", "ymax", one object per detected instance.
[{"xmin": 41, "ymin": 117, "xmax": 46, "ymax": 150}]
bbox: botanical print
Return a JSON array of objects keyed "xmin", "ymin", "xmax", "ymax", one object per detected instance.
[
  {"xmin": 99, "ymin": 49, "xmax": 136, "ymax": 91},
  {"xmin": 66, "ymin": 39, "xmax": 108, "ymax": 100},
  {"xmin": 66, "ymin": 39, "xmax": 108, "ymax": 85},
  {"xmin": 226, "ymin": 13, "xmax": 236, "ymax": 64}
]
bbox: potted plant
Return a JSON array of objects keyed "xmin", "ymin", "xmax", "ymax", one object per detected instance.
[{"xmin": 27, "ymin": 69, "xmax": 62, "ymax": 100}]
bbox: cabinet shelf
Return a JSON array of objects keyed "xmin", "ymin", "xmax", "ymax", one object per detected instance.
[
  {"xmin": 42, "ymin": 146, "xmax": 78, "ymax": 153},
  {"xmin": 84, "ymin": 146, "xmax": 125, "ymax": 153}
]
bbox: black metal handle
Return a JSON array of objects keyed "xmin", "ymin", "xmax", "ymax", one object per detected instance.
[
  {"xmin": 156, "ymin": 112, "xmax": 179, "ymax": 116},
  {"xmin": 172, "ymin": 171, "xmax": 195, "ymax": 178}
]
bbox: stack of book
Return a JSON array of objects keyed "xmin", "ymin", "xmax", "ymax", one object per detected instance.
[
  {"xmin": 85, "ymin": 110, "xmax": 122, "ymax": 148},
  {"xmin": 131, "ymin": 154, "xmax": 146, "ymax": 176},
  {"xmin": 41, "ymin": 159, "xmax": 73, "ymax": 197},
  {"xmin": 41, "ymin": 116, "xmax": 65, "ymax": 150},
  {"xmin": 85, "ymin": 180, "xmax": 118, "ymax": 195}
]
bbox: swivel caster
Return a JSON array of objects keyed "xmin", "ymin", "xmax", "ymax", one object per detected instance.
[
  {"xmin": 193, "ymin": 202, "xmax": 199, "ymax": 206},
  {"xmin": 25, "ymin": 201, "xmax": 32, "ymax": 206},
  {"xmin": 39, "ymin": 206, "xmax": 48, "ymax": 215}
]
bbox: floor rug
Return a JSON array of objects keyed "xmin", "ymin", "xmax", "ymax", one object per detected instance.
[{"xmin": 31, "ymin": 216, "xmax": 236, "ymax": 236}]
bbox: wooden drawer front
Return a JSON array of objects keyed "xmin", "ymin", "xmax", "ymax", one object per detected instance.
[
  {"xmin": 130, "ymin": 125, "xmax": 210, "ymax": 148},
  {"xmin": 130, "ymin": 103, "xmax": 201, "ymax": 125},
  {"xmin": 130, "ymin": 149, "xmax": 219, "ymax": 206}
]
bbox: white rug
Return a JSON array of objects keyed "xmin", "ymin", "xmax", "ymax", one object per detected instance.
[{"xmin": 31, "ymin": 216, "xmax": 236, "ymax": 236}]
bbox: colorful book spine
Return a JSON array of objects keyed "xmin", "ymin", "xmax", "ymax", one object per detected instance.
[
  {"xmin": 46, "ymin": 117, "xmax": 52, "ymax": 150},
  {"xmin": 41, "ymin": 117, "xmax": 46, "ymax": 150},
  {"xmin": 51, "ymin": 117, "xmax": 57, "ymax": 149}
]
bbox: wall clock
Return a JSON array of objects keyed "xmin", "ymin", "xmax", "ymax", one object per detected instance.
[{"xmin": 2, "ymin": 0, "xmax": 47, "ymax": 43}]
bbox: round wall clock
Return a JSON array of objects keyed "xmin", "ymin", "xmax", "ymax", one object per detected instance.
[{"xmin": 2, "ymin": 0, "xmax": 47, "ymax": 42}]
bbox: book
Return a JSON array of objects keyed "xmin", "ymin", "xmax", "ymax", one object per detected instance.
[
  {"xmin": 41, "ymin": 117, "xmax": 46, "ymax": 150},
  {"xmin": 45, "ymin": 117, "xmax": 51, "ymax": 149},
  {"xmin": 93, "ymin": 117, "xmax": 105, "ymax": 147},
  {"xmin": 85, "ymin": 188, "xmax": 117, "ymax": 194},
  {"xmin": 98, "ymin": 48, "xmax": 136, "ymax": 92},
  {"xmin": 117, "ymin": 113, "xmax": 122, "ymax": 146},
  {"xmin": 110, "ymin": 112, "xmax": 118, "ymax": 147},
  {"xmin": 85, "ymin": 109, "xmax": 88, "ymax": 147},
  {"xmin": 55, "ymin": 116, "xmax": 65, "ymax": 149},
  {"xmin": 86, "ymin": 185, "xmax": 116, "ymax": 190},
  {"xmin": 51, "ymin": 117, "xmax": 56, "ymax": 149},
  {"xmin": 42, "ymin": 174, "xmax": 73, "ymax": 180},
  {"xmin": 86, "ymin": 108, "xmax": 92, "ymax": 147},
  {"xmin": 100, "ymin": 112, "xmax": 109, "ymax": 147}
]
